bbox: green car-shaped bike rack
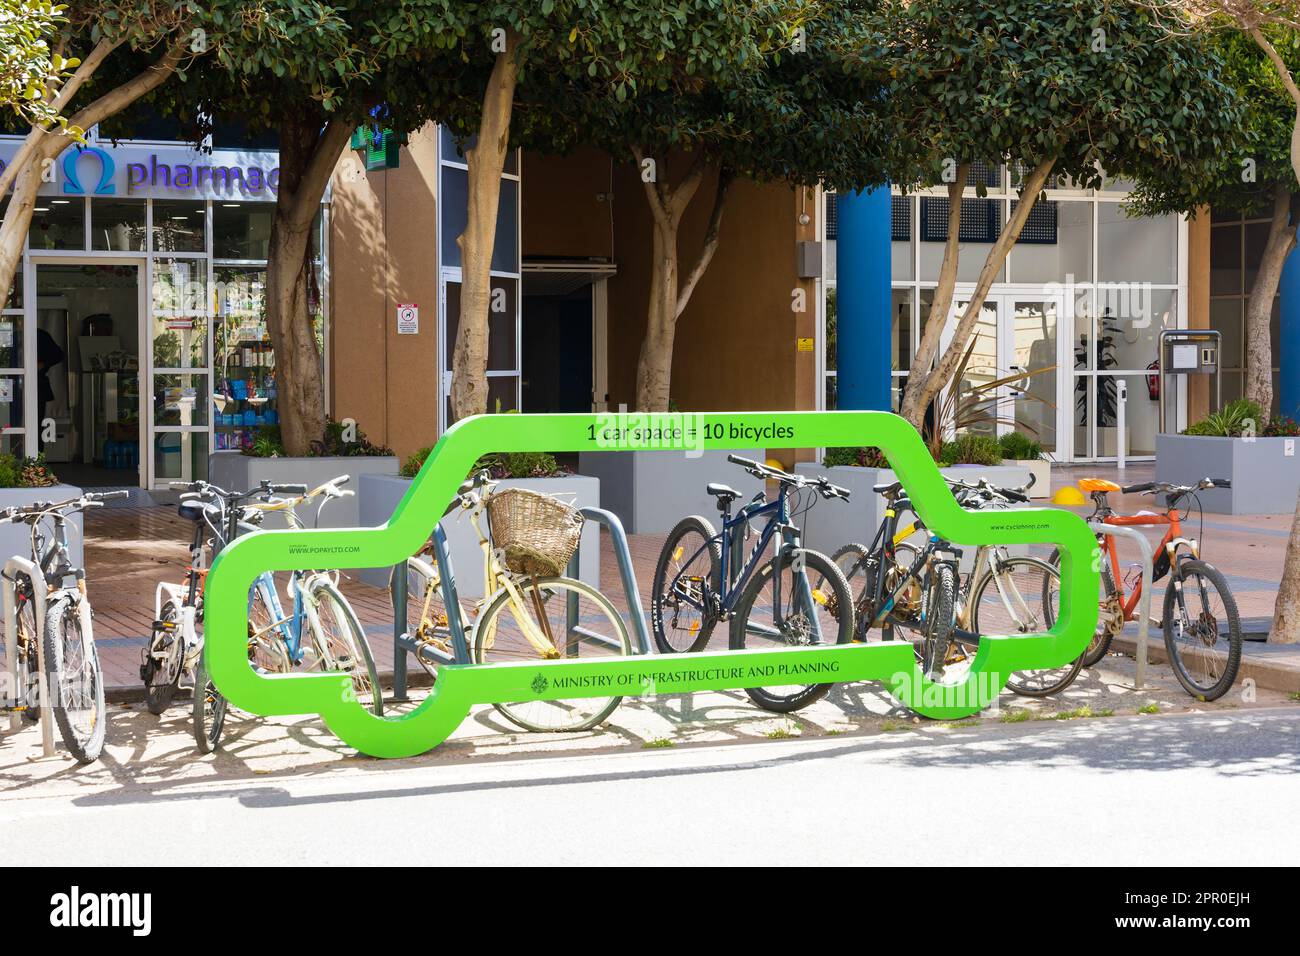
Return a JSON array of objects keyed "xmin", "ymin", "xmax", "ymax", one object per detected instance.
[{"xmin": 203, "ymin": 411, "xmax": 1099, "ymax": 758}]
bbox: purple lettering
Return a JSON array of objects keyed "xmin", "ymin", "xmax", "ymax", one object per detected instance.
[
  {"xmin": 127, "ymin": 163, "xmax": 147, "ymax": 189},
  {"xmin": 196, "ymin": 167, "xmax": 211, "ymax": 187},
  {"xmin": 150, "ymin": 154, "xmax": 171, "ymax": 187},
  {"xmin": 246, "ymin": 167, "xmax": 264, "ymax": 192},
  {"xmin": 267, "ymin": 168, "xmax": 279, "ymax": 192},
  {"xmin": 174, "ymin": 165, "xmax": 192, "ymax": 188},
  {"xmin": 211, "ymin": 166, "xmax": 242, "ymax": 190}
]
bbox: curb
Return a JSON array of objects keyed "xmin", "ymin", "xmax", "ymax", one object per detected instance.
[{"xmin": 1111, "ymin": 633, "xmax": 1300, "ymax": 695}]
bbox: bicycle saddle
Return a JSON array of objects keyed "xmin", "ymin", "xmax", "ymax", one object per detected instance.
[
  {"xmin": 706, "ymin": 482, "xmax": 740, "ymax": 502},
  {"xmin": 177, "ymin": 500, "xmax": 221, "ymax": 523},
  {"xmin": 1078, "ymin": 478, "xmax": 1121, "ymax": 493},
  {"xmin": 873, "ymin": 481, "xmax": 903, "ymax": 496}
]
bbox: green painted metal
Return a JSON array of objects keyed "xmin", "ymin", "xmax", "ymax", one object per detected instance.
[{"xmin": 203, "ymin": 411, "xmax": 1099, "ymax": 758}]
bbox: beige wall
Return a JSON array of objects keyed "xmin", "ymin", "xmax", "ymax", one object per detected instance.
[
  {"xmin": 1187, "ymin": 206, "xmax": 1211, "ymax": 423},
  {"xmin": 329, "ymin": 136, "xmax": 816, "ymax": 459},
  {"xmin": 329, "ymin": 125, "xmax": 441, "ymax": 460}
]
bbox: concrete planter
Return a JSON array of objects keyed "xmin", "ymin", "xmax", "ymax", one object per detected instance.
[
  {"xmin": 577, "ymin": 449, "xmax": 764, "ymax": 534},
  {"xmin": 793, "ymin": 462, "xmax": 1032, "ymax": 556},
  {"xmin": 1156, "ymin": 434, "xmax": 1300, "ymax": 515},
  {"xmin": 0, "ymin": 484, "xmax": 84, "ymax": 571},
  {"xmin": 208, "ymin": 452, "xmax": 400, "ymax": 530},
  {"xmin": 1001, "ymin": 458, "xmax": 1052, "ymax": 499},
  {"xmin": 356, "ymin": 472, "xmax": 600, "ymax": 597}
]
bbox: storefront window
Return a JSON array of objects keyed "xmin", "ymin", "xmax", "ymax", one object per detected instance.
[
  {"xmin": 1098, "ymin": 207, "xmax": 1176, "ymax": 285},
  {"xmin": 151, "ymin": 200, "xmax": 206, "ymax": 253},
  {"xmin": 152, "ymin": 257, "xmax": 207, "ymax": 314},
  {"xmin": 213, "ymin": 202, "xmax": 273, "ymax": 259},
  {"xmin": 153, "ymin": 373, "xmax": 209, "ymax": 426},
  {"xmin": 0, "ymin": 314, "xmax": 23, "ymax": 368},
  {"xmin": 1008, "ymin": 200, "xmax": 1092, "ymax": 284},
  {"xmin": 91, "ymin": 200, "xmax": 146, "ymax": 251},
  {"xmin": 30, "ymin": 198, "xmax": 85, "ymax": 250}
]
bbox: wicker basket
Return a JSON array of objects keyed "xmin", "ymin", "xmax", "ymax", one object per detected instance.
[{"xmin": 485, "ymin": 487, "xmax": 585, "ymax": 577}]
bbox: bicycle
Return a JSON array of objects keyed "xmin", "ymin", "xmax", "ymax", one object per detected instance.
[
  {"xmin": 1049, "ymin": 477, "xmax": 1241, "ymax": 700},
  {"xmin": 0, "ymin": 491, "xmax": 127, "ymax": 762},
  {"xmin": 650, "ymin": 455, "xmax": 855, "ymax": 713},
  {"xmin": 829, "ymin": 476, "xmax": 1080, "ymax": 695},
  {"xmin": 399, "ymin": 472, "xmax": 632, "ymax": 732}
]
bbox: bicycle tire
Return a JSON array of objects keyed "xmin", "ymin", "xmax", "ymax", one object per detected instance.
[
  {"xmin": 651, "ymin": 516, "xmax": 721, "ymax": 654},
  {"xmin": 921, "ymin": 562, "xmax": 957, "ymax": 681},
  {"xmin": 192, "ymin": 648, "xmax": 228, "ymax": 754},
  {"xmin": 398, "ymin": 556, "xmax": 454, "ymax": 678},
  {"xmin": 729, "ymin": 548, "xmax": 854, "ymax": 712},
  {"xmin": 474, "ymin": 575, "xmax": 630, "ymax": 732},
  {"xmin": 144, "ymin": 600, "xmax": 184, "ymax": 715},
  {"xmin": 14, "ymin": 574, "xmax": 39, "ymax": 723},
  {"xmin": 1163, "ymin": 559, "xmax": 1241, "ymax": 701},
  {"xmin": 307, "ymin": 579, "xmax": 383, "ymax": 716},
  {"xmin": 972, "ymin": 556, "xmax": 1083, "ymax": 697},
  {"xmin": 1048, "ymin": 545, "xmax": 1118, "ymax": 667},
  {"xmin": 43, "ymin": 595, "xmax": 106, "ymax": 764}
]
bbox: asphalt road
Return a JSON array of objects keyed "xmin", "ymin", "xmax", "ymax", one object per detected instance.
[{"xmin": 2, "ymin": 706, "xmax": 1296, "ymax": 866}]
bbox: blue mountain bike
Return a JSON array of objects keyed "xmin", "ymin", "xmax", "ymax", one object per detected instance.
[{"xmin": 650, "ymin": 455, "xmax": 854, "ymax": 712}]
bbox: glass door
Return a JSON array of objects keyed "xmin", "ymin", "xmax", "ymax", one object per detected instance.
[
  {"xmin": 1001, "ymin": 296, "xmax": 1061, "ymax": 455},
  {"xmin": 148, "ymin": 256, "xmax": 210, "ymax": 487},
  {"xmin": 943, "ymin": 296, "xmax": 1002, "ymax": 440}
]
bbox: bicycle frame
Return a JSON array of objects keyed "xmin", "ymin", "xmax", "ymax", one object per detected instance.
[
  {"xmin": 860, "ymin": 495, "xmax": 960, "ymax": 632},
  {"xmin": 1092, "ymin": 501, "xmax": 1193, "ymax": 622}
]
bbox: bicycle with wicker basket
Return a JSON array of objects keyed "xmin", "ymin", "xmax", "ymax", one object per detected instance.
[{"xmin": 396, "ymin": 471, "xmax": 632, "ymax": 732}]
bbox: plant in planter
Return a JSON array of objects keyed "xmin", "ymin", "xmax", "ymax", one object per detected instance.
[
  {"xmin": 1182, "ymin": 398, "xmax": 1264, "ymax": 437},
  {"xmin": 243, "ymin": 419, "xmax": 393, "ymax": 459},
  {"xmin": 998, "ymin": 431, "xmax": 1051, "ymax": 498},
  {"xmin": 938, "ymin": 433, "xmax": 1002, "ymax": 467},
  {"xmin": 0, "ymin": 453, "xmax": 58, "ymax": 488}
]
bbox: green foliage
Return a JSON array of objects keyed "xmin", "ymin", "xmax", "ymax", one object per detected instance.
[
  {"xmin": 1182, "ymin": 398, "xmax": 1265, "ymax": 437},
  {"xmin": 472, "ymin": 451, "xmax": 567, "ymax": 479},
  {"xmin": 0, "ymin": 1, "xmax": 80, "ymax": 133},
  {"xmin": 939, "ymin": 433, "xmax": 1002, "ymax": 467},
  {"xmin": 998, "ymin": 431, "xmax": 1043, "ymax": 461},
  {"xmin": 0, "ymin": 453, "xmax": 58, "ymax": 488},
  {"xmin": 1264, "ymin": 415, "xmax": 1300, "ymax": 437},
  {"xmin": 401, "ymin": 445, "xmax": 433, "ymax": 478},
  {"xmin": 1129, "ymin": 28, "xmax": 1298, "ymax": 217},
  {"xmin": 823, "ymin": 446, "xmax": 889, "ymax": 468},
  {"xmin": 882, "ymin": 1, "xmax": 1242, "ymax": 194},
  {"xmin": 244, "ymin": 418, "xmax": 392, "ymax": 458}
]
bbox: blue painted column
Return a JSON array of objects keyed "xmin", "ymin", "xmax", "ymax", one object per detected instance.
[
  {"xmin": 835, "ymin": 188, "xmax": 893, "ymax": 411},
  {"xmin": 1281, "ymin": 247, "xmax": 1300, "ymax": 420}
]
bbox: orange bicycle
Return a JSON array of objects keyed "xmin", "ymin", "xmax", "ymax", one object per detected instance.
[{"xmin": 1051, "ymin": 477, "xmax": 1241, "ymax": 700}]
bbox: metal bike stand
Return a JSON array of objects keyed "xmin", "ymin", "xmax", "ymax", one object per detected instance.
[
  {"xmin": 575, "ymin": 507, "xmax": 651, "ymax": 656},
  {"xmin": 391, "ymin": 507, "xmax": 652, "ymax": 697},
  {"xmin": 3, "ymin": 556, "xmax": 55, "ymax": 758},
  {"xmin": 1087, "ymin": 522, "xmax": 1155, "ymax": 689}
]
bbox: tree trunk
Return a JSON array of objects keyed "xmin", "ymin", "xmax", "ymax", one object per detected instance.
[
  {"xmin": 1244, "ymin": 184, "xmax": 1297, "ymax": 414},
  {"xmin": 901, "ymin": 163, "xmax": 968, "ymax": 426},
  {"xmin": 905, "ymin": 157, "xmax": 1057, "ymax": 429},
  {"xmin": 636, "ymin": 219, "xmax": 680, "ymax": 412},
  {"xmin": 1273, "ymin": 491, "xmax": 1300, "ymax": 643},
  {"xmin": 631, "ymin": 156, "xmax": 729, "ymax": 412},
  {"xmin": 450, "ymin": 29, "xmax": 520, "ymax": 422},
  {"xmin": 0, "ymin": 145, "xmax": 46, "ymax": 313},
  {"xmin": 263, "ymin": 110, "xmax": 352, "ymax": 456}
]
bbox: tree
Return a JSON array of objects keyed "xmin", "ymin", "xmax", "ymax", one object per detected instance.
[
  {"xmin": 513, "ymin": 1, "xmax": 890, "ymax": 411},
  {"xmin": 0, "ymin": 1, "xmax": 78, "ymax": 132},
  {"xmin": 884, "ymin": 0, "xmax": 1242, "ymax": 436},
  {"xmin": 1129, "ymin": 28, "xmax": 1298, "ymax": 414},
  {"xmin": 162, "ymin": 1, "xmax": 464, "ymax": 455},
  {"xmin": 441, "ymin": 1, "xmax": 817, "ymax": 421},
  {"xmin": 0, "ymin": 2, "xmax": 216, "ymax": 321},
  {"xmin": 1147, "ymin": 0, "xmax": 1300, "ymax": 644}
]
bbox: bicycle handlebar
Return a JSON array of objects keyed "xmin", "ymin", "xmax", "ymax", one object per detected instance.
[{"xmin": 727, "ymin": 454, "xmax": 849, "ymax": 500}]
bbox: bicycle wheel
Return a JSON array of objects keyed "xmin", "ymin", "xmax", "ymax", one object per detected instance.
[
  {"xmin": 729, "ymin": 548, "xmax": 854, "ymax": 712},
  {"xmin": 143, "ymin": 600, "xmax": 184, "ymax": 715},
  {"xmin": 1163, "ymin": 559, "xmax": 1241, "ymax": 701},
  {"xmin": 13, "ymin": 574, "xmax": 39, "ymax": 722},
  {"xmin": 1048, "ymin": 545, "xmax": 1119, "ymax": 667},
  {"xmin": 920, "ymin": 562, "xmax": 957, "ymax": 682},
  {"xmin": 971, "ymin": 556, "xmax": 1083, "ymax": 697},
  {"xmin": 192, "ymin": 647, "xmax": 228, "ymax": 754},
  {"xmin": 42, "ymin": 596, "xmax": 105, "ymax": 764},
  {"xmin": 398, "ymin": 556, "xmax": 456, "ymax": 678},
  {"xmin": 651, "ymin": 516, "xmax": 721, "ymax": 654},
  {"xmin": 475, "ymin": 576, "xmax": 630, "ymax": 732},
  {"xmin": 306, "ymin": 579, "xmax": 383, "ymax": 716},
  {"xmin": 248, "ymin": 579, "xmax": 291, "ymax": 675}
]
